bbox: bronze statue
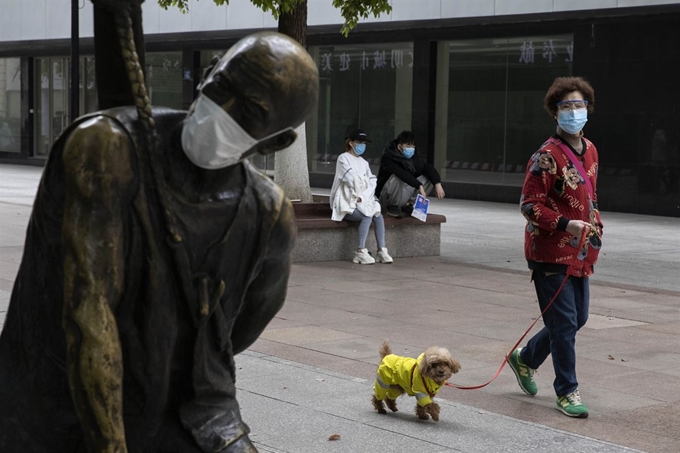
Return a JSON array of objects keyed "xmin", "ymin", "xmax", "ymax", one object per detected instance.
[{"xmin": 0, "ymin": 24, "xmax": 319, "ymax": 453}]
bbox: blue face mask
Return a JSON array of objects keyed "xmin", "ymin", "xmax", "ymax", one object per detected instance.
[
  {"xmin": 557, "ymin": 109, "xmax": 588, "ymax": 135},
  {"xmin": 402, "ymin": 147, "xmax": 415, "ymax": 159},
  {"xmin": 354, "ymin": 143, "xmax": 366, "ymax": 155}
]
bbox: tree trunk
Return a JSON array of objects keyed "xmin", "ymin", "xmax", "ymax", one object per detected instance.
[
  {"xmin": 278, "ymin": 0, "xmax": 307, "ymax": 47},
  {"xmin": 274, "ymin": 123, "xmax": 313, "ymax": 202},
  {"xmin": 275, "ymin": 0, "xmax": 312, "ymax": 202}
]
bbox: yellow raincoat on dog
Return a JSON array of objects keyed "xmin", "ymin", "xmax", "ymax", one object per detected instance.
[{"xmin": 373, "ymin": 353, "xmax": 443, "ymax": 406}]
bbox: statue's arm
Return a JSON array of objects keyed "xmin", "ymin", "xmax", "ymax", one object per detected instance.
[
  {"xmin": 61, "ymin": 117, "xmax": 135, "ymax": 453},
  {"xmin": 231, "ymin": 197, "xmax": 296, "ymax": 354}
]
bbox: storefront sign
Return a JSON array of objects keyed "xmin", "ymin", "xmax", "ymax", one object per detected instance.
[
  {"xmin": 519, "ymin": 39, "xmax": 574, "ymax": 64},
  {"xmin": 320, "ymin": 49, "xmax": 414, "ymax": 72}
]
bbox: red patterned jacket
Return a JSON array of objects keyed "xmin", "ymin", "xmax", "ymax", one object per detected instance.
[{"xmin": 520, "ymin": 134, "xmax": 604, "ymax": 277}]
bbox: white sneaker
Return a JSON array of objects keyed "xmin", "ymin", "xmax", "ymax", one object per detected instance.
[
  {"xmin": 376, "ymin": 248, "xmax": 393, "ymax": 263},
  {"xmin": 352, "ymin": 248, "xmax": 375, "ymax": 264}
]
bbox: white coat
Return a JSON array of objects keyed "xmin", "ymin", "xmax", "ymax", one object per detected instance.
[{"xmin": 330, "ymin": 152, "xmax": 381, "ymax": 221}]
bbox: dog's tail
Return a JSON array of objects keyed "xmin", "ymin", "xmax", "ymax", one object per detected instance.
[{"xmin": 379, "ymin": 340, "xmax": 392, "ymax": 359}]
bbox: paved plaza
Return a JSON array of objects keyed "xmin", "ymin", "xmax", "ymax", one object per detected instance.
[{"xmin": 1, "ymin": 163, "xmax": 679, "ymax": 452}]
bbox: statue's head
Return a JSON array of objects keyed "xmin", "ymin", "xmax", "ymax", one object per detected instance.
[{"xmin": 181, "ymin": 32, "xmax": 319, "ymax": 169}]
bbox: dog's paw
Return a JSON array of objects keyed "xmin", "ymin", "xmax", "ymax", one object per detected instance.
[
  {"xmin": 385, "ymin": 398, "xmax": 398, "ymax": 412},
  {"xmin": 372, "ymin": 395, "xmax": 387, "ymax": 414},
  {"xmin": 427, "ymin": 402, "xmax": 441, "ymax": 422},
  {"xmin": 415, "ymin": 405, "xmax": 430, "ymax": 420}
]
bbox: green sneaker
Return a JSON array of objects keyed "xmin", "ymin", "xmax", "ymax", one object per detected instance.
[
  {"xmin": 556, "ymin": 390, "xmax": 589, "ymax": 418},
  {"xmin": 507, "ymin": 348, "xmax": 537, "ymax": 396}
]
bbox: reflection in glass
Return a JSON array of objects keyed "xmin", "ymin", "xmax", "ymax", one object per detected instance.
[
  {"xmin": 0, "ymin": 58, "xmax": 21, "ymax": 153},
  {"xmin": 435, "ymin": 35, "xmax": 572, "ymax": 185},
  {"xmin": 34, "ymin": 57, "xmax": 70, "ymax": 157},
  {"xmin": 307, "ymin": 42, "xmax": 414, "ymax": 174},
  {"xmin": 80, "ymin": 56, "xmax": 98, "ymax": 116},
  {"xmin": 146, "ymin": 52, "xmax": 183, "ymax": 109}
]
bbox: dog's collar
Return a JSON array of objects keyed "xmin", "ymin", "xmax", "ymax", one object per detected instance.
[{"xmin": 410, "ymin": 363, "xmax": 435, "ymax": 398}]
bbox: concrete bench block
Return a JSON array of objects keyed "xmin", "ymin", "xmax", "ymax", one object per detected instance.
[{"xmin": 291, "ymin": 202, "xmax": 445, "ymax": 263}]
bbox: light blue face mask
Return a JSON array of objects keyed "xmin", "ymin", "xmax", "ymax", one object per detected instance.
[
  {"xmin": 354, "ymin": 143, "xmax": 366, "ymax": 155},
  {"xmin": 402, "ymin": 147, "xmax": 415, "ymax": 159},
  {"xmin": 557, "ymin": 109, "xmax": 588, "ymax": 135}
]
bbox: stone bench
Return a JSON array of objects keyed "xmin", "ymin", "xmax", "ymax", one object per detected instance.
[{"xmin": 291, "ymin": 200, "xmax": 446, "ymax": 263}]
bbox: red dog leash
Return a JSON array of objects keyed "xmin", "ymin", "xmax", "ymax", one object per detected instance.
[{"xmin": 445, "ymin": 228, "xmax": 590, "ymax": 391}]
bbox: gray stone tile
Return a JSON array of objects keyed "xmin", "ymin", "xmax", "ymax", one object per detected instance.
[
  {"xmin": 584, "ymin": 314, "xmax": 648, "ymax": 330},
  {"xmin": 235, "ymin": 352, "xmax": 644, "ymax": 453},
  {"xmin": 259, "ymin": 325, "xmax": 361, "ymax": 346}
]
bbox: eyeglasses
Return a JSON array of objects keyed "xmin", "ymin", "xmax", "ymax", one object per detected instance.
[{"xmin": 557, "ymin": 100, "xmax": 588, "ymax": 111}]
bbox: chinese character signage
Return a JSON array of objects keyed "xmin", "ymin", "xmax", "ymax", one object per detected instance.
[
  {"xmin": 317, "ymin": 47, "xmax": 414, "ymax": 73},
  {"xmin": 518, "ymin": 39, "xmax": 574, "ymax": 64}
]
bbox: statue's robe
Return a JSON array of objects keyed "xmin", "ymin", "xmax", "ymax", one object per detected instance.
[{"xmin": 0, "ymin": 107, "xmax": 295, "ymax": 452}]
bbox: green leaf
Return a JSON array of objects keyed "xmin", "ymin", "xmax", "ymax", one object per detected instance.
[
  {"xmin": 156, "ymin": 0, "xmax": 391, "ymax": 36},
  {"xmin": 332, "ymin": 0, "xmax": 392, "ymax": 37},
  {"xmin": 157, "ymin": 0, "xmax": 191, "ymax": 13}
]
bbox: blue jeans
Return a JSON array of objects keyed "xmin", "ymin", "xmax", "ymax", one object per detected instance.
[
  {"xmin": 344, "ymin": 209, "xmax": 386, "ymax": 249},
  {"xmin": 520, "ymin": 271, "xmax": 589, "ymax": 397}
]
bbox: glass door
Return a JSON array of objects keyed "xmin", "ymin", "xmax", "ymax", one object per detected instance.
[
  {"xmin": 34, "ymin": 57, "xmax": 70, "ymax": 157},
  {"xmin": 0, "ymin": 57, "xmax": 21, "ymax": 153},
  {"xmin": 80, "ymin": 56, "xmax": 98, "ymax": 116}
]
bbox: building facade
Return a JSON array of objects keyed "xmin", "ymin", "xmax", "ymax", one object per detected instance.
[{"xmin": 1, "ymin": 0, "xmax": 679, "ymax": 216}]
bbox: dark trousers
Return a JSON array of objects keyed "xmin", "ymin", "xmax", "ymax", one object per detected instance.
[{"xmin": 520, "ymin": 271, "xmax": 589, "ymax": 397}]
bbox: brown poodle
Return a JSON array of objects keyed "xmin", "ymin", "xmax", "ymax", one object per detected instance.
[{"xmin": 371, "ymin": 341, "xmax": 461, "ymax": 421}]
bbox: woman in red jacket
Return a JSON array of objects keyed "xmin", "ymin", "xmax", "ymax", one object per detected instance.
[{"xmin": 507, "ymin": 76, "xmax": 604, "ymax": 419}]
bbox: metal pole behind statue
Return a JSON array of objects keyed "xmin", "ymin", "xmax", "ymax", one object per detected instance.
[{"xmin": 70, "ymin": 0, "xmax": 79, "ymax": 121}]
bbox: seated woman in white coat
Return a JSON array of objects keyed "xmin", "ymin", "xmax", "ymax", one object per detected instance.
[{"xmin": 330, "ymin": 129, "xmax": 393, "ymax": 264}]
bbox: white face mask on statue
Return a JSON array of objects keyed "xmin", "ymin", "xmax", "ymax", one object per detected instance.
[{"xmin": 181, "ymin": 93, "xmax": 291, "ymax": 170}]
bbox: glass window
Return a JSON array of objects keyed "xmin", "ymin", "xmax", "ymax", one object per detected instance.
[
  {"xmin": 0, "ymin": 58, "xmax": 21, "ymax": 153},
  {"xmin": 32, "ymin": 56, "xmax": 99, "ymax": 157},
  {"xmin": 80, "ymin": 56, "xmax": 98, "ymax": 116},
  {"xmin": 308, "ymin": 42, "xmax": 414, "ymax": 173},
  {"xmin": 34, "ymin": 57, "xmax": 70, "ymax": 157},
  {"xmin": 146, "ymin": 52, "xmax": 183, "ymax": 109},
  {"xmin": 435, "ymin": 35, "xmax": 573, "ymax": 185}
]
